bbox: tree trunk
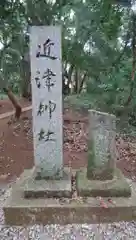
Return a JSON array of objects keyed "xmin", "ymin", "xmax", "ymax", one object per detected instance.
[
  {"xmin": 74, "ymin": 69, "xmax": 78, "ymax": 93},
  {"xmin": 79, "ymin": 72, "xmax": 87, "ymax": 93},
  {"xmin": 68, "ymin": 64, "xmax": 74, "ymax": 90},
  {"xmin": 125, "ymin": 15, "xmax": 136, "ymax": 106},
  {"xmin": 21, "ymin": 52, "xmax": 31, "ymax": 101},
  {"xmin": 3, "ymin": 87, "xmax": 22, "ymax": 119}
]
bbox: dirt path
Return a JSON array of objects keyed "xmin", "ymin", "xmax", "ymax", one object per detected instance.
[{"xmin": 0, "ymin": 98, "xmax": 31, "ymax": 115}]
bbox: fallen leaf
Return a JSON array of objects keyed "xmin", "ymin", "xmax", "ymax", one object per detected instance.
[
  {"xmin": 97, "ymin": 197, "xmax": 108, "ymax": 208},
  {"xmin": 108, "ymin": 198, "xmax": 116, "ymax": 206}
]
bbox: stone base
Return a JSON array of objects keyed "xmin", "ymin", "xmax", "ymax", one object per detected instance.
[
  {"xmin": 87, "ymin": 165, "xmax": 114, "ymax": 180},
  {"xmin": 23, "ymin": 167, "xmax": 72, "ymax": 198},
  {"xmin": 3, "ymin": 169, "xmax": 136, "ymax": 225},
  {"xmin": 76, "ymin": 168, "xmax": 131, "ymax": 197}
]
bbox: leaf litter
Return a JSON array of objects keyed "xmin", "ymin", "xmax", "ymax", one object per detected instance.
[{"xmin": 1, "ymin": 109, "xmax": 136, "ymax": 238}]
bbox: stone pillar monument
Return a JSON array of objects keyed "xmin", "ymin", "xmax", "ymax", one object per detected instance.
[
  {"xmin": 76, "ymin": 110, "xmax": 131, "ymax": 197},
  {"xmin": 23, "ymin": 26, "xmax": 72, "ymax": 198},
  {"xmin": 87, "ymin": 110, "xmax": 116, "ymax": 180}
]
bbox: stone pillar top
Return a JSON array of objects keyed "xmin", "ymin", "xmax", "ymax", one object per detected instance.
[{"xmin": 88, "ymin": 109, "xmax": 116, "ymax": 118}]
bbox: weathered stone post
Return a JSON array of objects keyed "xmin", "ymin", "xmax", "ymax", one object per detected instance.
[
  {"xmin": 76, "ymin": 109, "xmax": 131, "ymax": 197},
  {"xmin": 23, "ymin": 26, "xmax": 72, "ymax": 198},
  {"xmin": 87, "ymin": 110, "xmax": 116, "ymax": 180}
]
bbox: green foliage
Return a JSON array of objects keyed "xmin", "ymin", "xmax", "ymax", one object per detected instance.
[
  {"xmin": 65, "ymin": 93, "xmax": 95, "ymax": 110},
  {"xmin": 0, "ymin": 0, "xmax": 136, "ymax": 131}
]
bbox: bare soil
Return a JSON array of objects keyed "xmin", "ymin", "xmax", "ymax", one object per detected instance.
[{"xmin": 0, "ymin": 98, "xmax": 31, "ymax": 114}]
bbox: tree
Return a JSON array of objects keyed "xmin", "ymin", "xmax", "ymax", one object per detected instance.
[{"xmin": 0, "ymin": 0, "xmax": 135, "ymax": 118}]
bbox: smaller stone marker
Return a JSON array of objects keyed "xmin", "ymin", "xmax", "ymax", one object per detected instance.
[
  {"xmin": 87, "ymin": 110, "xmax": 116, "ymax": 180},
  {"xmin": 76, "ymin": 109, "xmax": 131, "ymax": 197},
  {"xmin": 23, "ymin": 26, "xmax": 71, "ymax": 198}
]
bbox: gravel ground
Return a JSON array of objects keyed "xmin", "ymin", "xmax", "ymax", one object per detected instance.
[{"xmin": 0, "ymin": 187, "xmax": 136, "ymax": 239}]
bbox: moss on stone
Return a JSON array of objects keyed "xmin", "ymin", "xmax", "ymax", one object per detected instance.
[
  {"xmin": 76, "ymin": 168, "xmax": 131, "ymax": 197},
  {"xmin": 87, "ymin": 139, "xmax": 114, "ymax": 180},
  {"xmin": 87, "ymin": 138, "xmax": 96, "ymax": 178}
]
